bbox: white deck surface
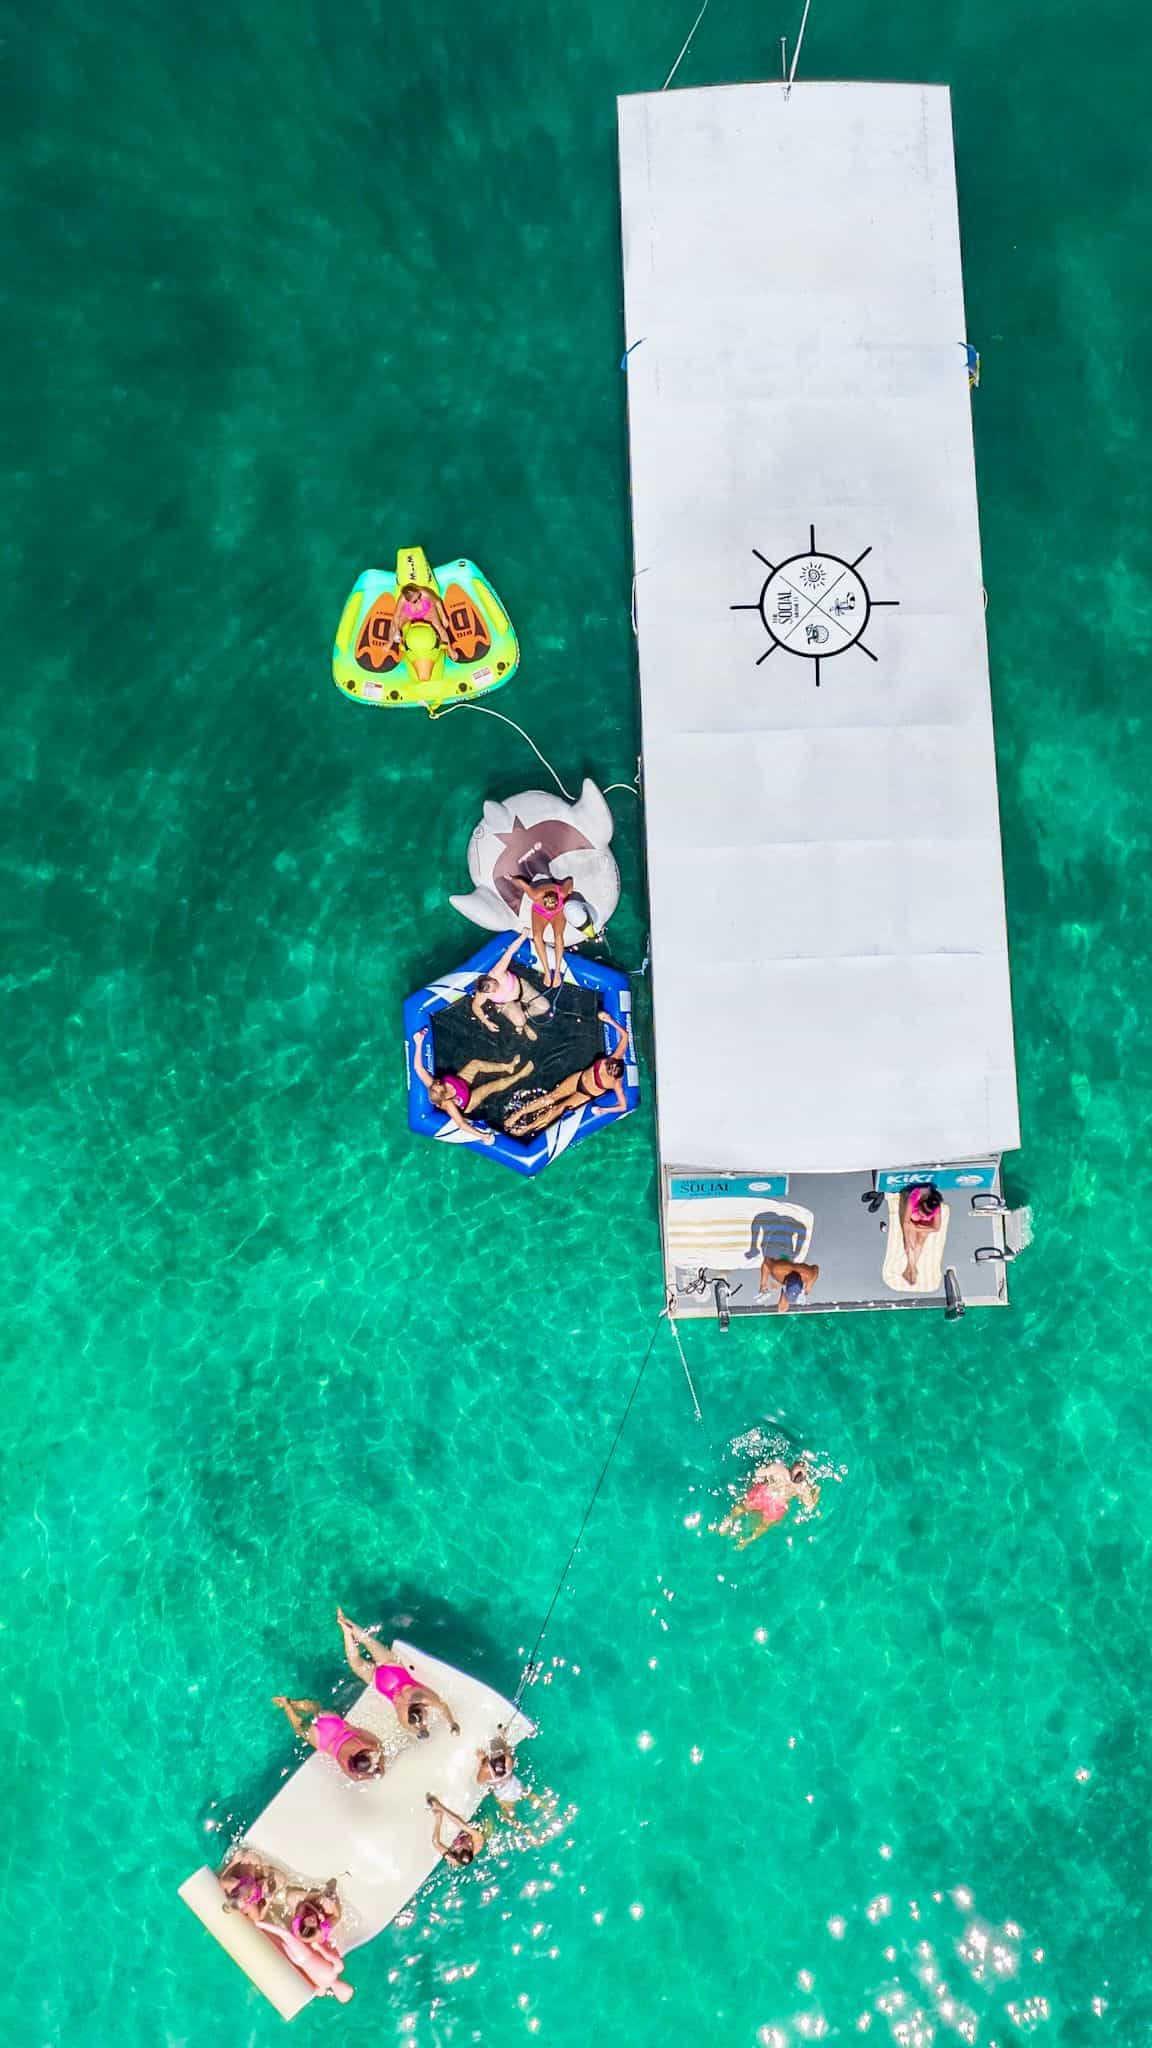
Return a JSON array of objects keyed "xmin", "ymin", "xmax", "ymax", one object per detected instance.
[{"xmin": 618, "ymin": 81, "xmax": 1019, "ymax": 1173}]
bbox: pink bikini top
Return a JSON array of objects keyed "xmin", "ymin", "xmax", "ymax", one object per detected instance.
[
  {"xmin": 401, "ymin": 590, "xmax": 433, "ymax": 620},
  {"xmin": 441, "ymin": 1073, "xmax": 471, "ymax": 1110},
  {"xmin": 485, "ymin": 969, "xmax": 518, "ymax": 1004}
]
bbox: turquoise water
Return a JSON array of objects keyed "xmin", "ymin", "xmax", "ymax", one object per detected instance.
[{"xmin": 4, "ymin": 2, "xmax": 1152, "ymax": 2044}]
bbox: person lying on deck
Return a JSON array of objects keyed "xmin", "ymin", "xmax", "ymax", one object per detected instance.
[
  {"xmin": 336, "ymin": 1608, "xmax": 460, "ymax": 1739},
  {"xmin": 470, "ymin": 935, "xmax": 554, "ymax": 1039},
  {"xmin": 514, "ymin": 874, "xmax": 574, "ymax": 989},
  {"xmin": 427, "ymin": 1793, "xmax": 486, "ymax": 1867},
  {"xmin": 899, "ymin": 1182, "xmax": 944, "ymax": 1285},
  {"xmin": 756, "ymin": 1258, "xmax": 820, "ymax": 1311},
  {"xmin": 271, "ymin": 1694, "xmax": 386, "ymax": 1780},
  {"xmin": 413, "ymin": 1027, "xmax": 531, "ymax": 1141}
]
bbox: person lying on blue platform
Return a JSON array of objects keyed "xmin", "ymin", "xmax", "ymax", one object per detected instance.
[
  {"xmin": 413, "ymin": 1027, "xmax": 532, "ymax": 1143},
  {"xmin": 503, "ymin": 1015, "xmax": 630, "ymax": 1139},
  {"xmin": 470, "ymin": 935, "xmax": 554, "ymax": 1040}
]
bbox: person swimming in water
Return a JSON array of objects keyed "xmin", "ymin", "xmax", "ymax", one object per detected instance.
[
  {"xmin": 271, "ymin": 1695, "xmax": 386, "ymax": 1780},
  {"xmin": 503, "ymin": 1014, "xmax": 630, "ymax": 1138},
  {"xmin": 412, "ymin": 1027, "xmax": 531, "ymax": 1142},
  {"xmin": 336, "ymin": 1609, "xmax": 460, "ymax": 1738},
  {"xmin": 718, "ymin": 1458, "xmax": 821, "ymax": 1547},
  {"xmin": 756, "ymin": 1258, "xmax": 820, "ymax": 1311},
  {"xmin": 475, "ymin": 1732, "xmax": 531, "ymax": 1813},
  {"xmin": 899, "ymin": 1182, "xmax": 944, "ymax": 1285},
  {"xmin": 427, "ymin": 1793, "xmax": 485, "ymax": 1867},
  {"xmin": 470, "ymin": 933, "xmax": 554, "ymax": 1040},
  {"xmin": 514, "ymin": 874, "xmax": 574, "ymax": 988}
]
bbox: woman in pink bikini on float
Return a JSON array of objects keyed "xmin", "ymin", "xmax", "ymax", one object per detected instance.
[
  {"xmin": 412, "ymin": 1025, "xmax": 532, "ymax": 1143},
  {"xmin": 384, "ymin": 581, "xmax": 454, "ymax": 681},
  {"xmin": 336, "ymin": 1609, "xmax": 460, "ymax": 1738}
]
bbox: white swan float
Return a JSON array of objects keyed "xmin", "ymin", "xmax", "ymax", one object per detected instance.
[{"xmin": 449, "ymin": 779, "xmax": 621, "ymax": 944}]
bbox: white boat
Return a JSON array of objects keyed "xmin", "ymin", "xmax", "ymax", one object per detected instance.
[{"xmin": 618, "ymin": 79, "xmax": 1027, "ymax": 1317}]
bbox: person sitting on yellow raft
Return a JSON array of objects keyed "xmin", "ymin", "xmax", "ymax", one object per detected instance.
[
  {"xmin": 385, "ymin": 580, "xmax": 455, "ymax": 681},
  {"xmin": 332, "ymin": 545, "xmax": 520, "ymax": 713}
]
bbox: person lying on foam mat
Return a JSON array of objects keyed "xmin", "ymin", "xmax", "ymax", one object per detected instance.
[
  {"xmin": 336, "ymin": 1608, "xmax": 460, "ymax": 1737},
  {"xmin": 271, "ymin": 1694, "xmax": 386, "ymax": 1780},
  {"xmin": 220, "ymin": 1853, "xmax": 353, "ymax": 2002}
]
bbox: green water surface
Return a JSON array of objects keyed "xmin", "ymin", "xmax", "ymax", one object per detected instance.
[{"xmin": 3, "ymin": 2, "xmax": 1151, "ymax": 2045}]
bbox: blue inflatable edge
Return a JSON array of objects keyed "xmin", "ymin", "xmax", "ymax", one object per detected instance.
[{"xmin": 402, "ymin": 933, "xmax": 639, "ymax": 1178}]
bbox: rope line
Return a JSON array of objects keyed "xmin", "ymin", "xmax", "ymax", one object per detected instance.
[
  {"xmin": 428, "ymin": 699, "xmax": 578, "ymax": 801},
  {"xmin": 513, "ymin": 1313, "xmax": 667, "ymax": 1706},
  {"xmin": 662, "ymin": 0, "xmax": 711, "ymax": 90},
  {"xmin": 665, "ymin": 1309, "xmax": 702, "ymax": 1422},
  {"xmin": 785, "ymin": 0, "xmax": 813, "ymax": 96},
  {"xmin": 429, "ymin": 699, "xmax": 639, "ymax": 813}
]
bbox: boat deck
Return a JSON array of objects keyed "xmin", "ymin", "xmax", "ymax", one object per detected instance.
[{"xmin": 664, "ymin": 1164, "xmax": 1017, "ymax": 1317}]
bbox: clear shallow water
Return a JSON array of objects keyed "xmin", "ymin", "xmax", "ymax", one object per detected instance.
[{"xmin": 4, "ymin": 2, "xmax": 1152, "ymax": 2045}]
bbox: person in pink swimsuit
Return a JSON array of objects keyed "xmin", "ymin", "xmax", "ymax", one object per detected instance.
[
  {"xmin": 386, "ymin": 582, "xmax": 453, "ymax": 649},
  {"xmin": 271, "ymin": 1694, "xmax": 386, "ymax": 1779},
  {"xmin": 222, "ymin": 1857, "xmax": 354, "ymax": 2002},
  {"xmin": 899, "ymin": 1182, "xmax": 945, "ymax": 1285},
  {"xmin": 336, "ymin": 1609, "xmax": 461, "ymax": 1739},
  {"xmin": 718, "ymin": 1458, "xmax": 821, "ymax": 1549},
  {"xmin": 514, "ymin": 874, "xmax": 573, "ymax": 987},
  {"xmin": 470, "ymin": 934, "xmax": 553, "ymax": 1040},
  {"xmin": 220, "ymin": 1854, "xmax": 284, "ymax": 1918},
  {"xmin": 412, "ymin": 1026, "xmax": 531, "ymax": 1142}
]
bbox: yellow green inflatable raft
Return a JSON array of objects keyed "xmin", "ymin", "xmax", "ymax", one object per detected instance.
[{"xmin": 332, "ymin": 547, "xmax": 519, "ymax": 714}]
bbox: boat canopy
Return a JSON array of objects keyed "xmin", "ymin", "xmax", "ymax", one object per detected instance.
[{"xmin": 618, "ymin": 81, "xmax": 1019, "ymax": 1174}]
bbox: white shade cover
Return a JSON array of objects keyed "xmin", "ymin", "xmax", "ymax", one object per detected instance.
[{"xmin": 618, "ymin": 81, "xmax": 1020, "ymax": 1172}]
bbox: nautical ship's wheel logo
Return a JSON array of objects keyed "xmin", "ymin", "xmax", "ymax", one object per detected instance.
[{"xmin": 732, "ymin": 526, "xmax": 899, "ymax": 686}]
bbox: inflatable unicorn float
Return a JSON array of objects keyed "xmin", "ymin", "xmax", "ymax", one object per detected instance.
[{"xmin": 449, "ymin": 779, "xmax": 621, "ymax": 943}]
